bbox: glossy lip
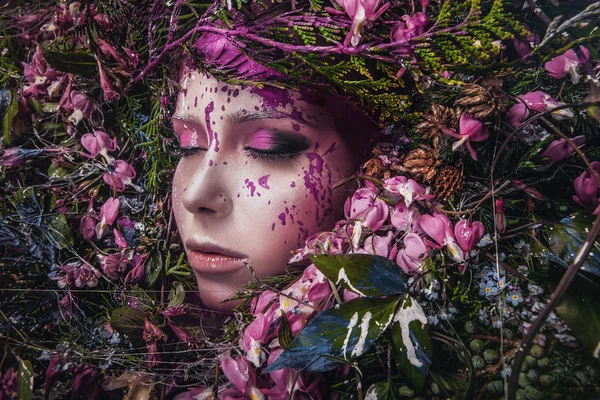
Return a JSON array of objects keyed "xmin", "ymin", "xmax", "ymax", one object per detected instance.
[{"xmin": 185, "ymin": 240, "xmax": 248, "ymax": 274}]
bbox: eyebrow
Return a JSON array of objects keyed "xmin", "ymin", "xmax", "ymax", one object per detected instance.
[{"xmin": 172, "ymin": 109, "xmax": 317, "ymax": 128}]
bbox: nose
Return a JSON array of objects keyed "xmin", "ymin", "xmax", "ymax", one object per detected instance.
[{"xmin": 179, "ymin": 160, "xmax": 233, "ymax": 217}]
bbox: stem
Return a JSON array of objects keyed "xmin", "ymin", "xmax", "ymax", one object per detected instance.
[{"xmin": 507, "ymin": 211, "xmax": 600, "ymax": 398}]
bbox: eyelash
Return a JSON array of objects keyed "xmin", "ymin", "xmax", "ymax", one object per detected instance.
[{"xmin": 174, "ymin": 144, "xmax": 306, "ymax": 162}]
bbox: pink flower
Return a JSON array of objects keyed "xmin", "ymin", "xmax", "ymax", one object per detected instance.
[
  {"xmin": 113, "ymin": 228, "xmax": 128, "ymax": 249},
  {"xmin": 506, "ymin": 91, "xmax": 574, "ymax": 127},
  {"xmin": 95, "ymin": 197, "xmax": 120, "ymax": 239},
  {"xmin": 383, "ymin": 176, "xmax": 433, "ymax": 207},
  {"xmin": 242, "ymin": 313, "xmax": 275, "ymax": 367},
  {"xmin": 97, "ymin": 60, "xmax": 121, "ymax": 102},
  {"xmin": 390, "ymin": 200, "xmax": 420, "ymax": 231},
  {"xmin": 454, "ymin": 220, "xmax": 485, "ymax": 254},
  {"xmin": 512, "ymin": 25, "xmax": 540, "ymax": 59},
  {"xmin": 390, "ymin": 12, "xmax": 429, "ymax": 42},
  {"xmin": 541, "ymin": 135, "xmax": 585, "ymax": 163},
  {"xmin": 220, "ymin": 356, "xmax": 263, "ymax": 400},
  {"xmin": 50, "ymin": 262, "xmax": 102, "ymax": 288},
  {"xmin": 573, "ymin": 161, "xmax": 600, "ymax": 209},
  {"xmin": 22, "ymin": 45, "xmax": 60, "ymax": 98},
  {"xmin": 544, "ymin": 47, "xmax": 591, "ymax": 84},
  {"xmin": 396, "ymin": 233, "xmax": 429, "ymax": 274},
  {"xmin": 263, "ymin": 348, "xmax": 323, "ymax": 400},
  {"xmin": 103, "ymin": 159, "xmax": 136, "ymax": 192},
  {"xmin": 143, "ymin": 318, "xmax": 167, "ymax": 368},
  {"xmin": 99, "ymin": 252, "xmax": 128, "ymax": 280},
  {"xmin": 496, "ymin": 197, "xmax": 506, "ymax": 233},
  {"xmin": 419, "ymin": 212, "xmax": 464, "ymax": 262},
  {"xmin": 443, "ymin": 112, "xmax": 489, "ymax": 161},
  {"xmin": 61, "ymin": 89, "xmax": 96, "ymax": 125},
  {"xmin": 357, "ymin": 231, "xmax": 397, "ymax": 259},
  {"xmin": 167, "ymin": 321, "xmax": 192, "ymax": 343},
  {"xmin": 124, "ymin": 253, "xmax": 145, "ymax": 285},
  {"xmin": 173, "ymin": 387, "xmax": 212, "ymax": 400},
  {"xmin": 81, "ymin": 130, "xmax": 117, "ymax": 158},
  {"xmin": 344, "ymin": 184, "xmax": 389, "ymax": 231},
  {"xmin": 335, "ymin": 0, "xmax": 391, "ymax": 47},
  {"xmin": 250, "ymin": 290, "xmax": 278, "ymax": 316}
]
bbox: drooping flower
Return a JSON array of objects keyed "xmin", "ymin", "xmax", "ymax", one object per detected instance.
[
  {"xmin": 344, "ymin": 183, "xmax": 389, "ymax": 231},
  {"xmin": 495, "ymin": 197, "xmax": 506, "ymax": 233},
  {"xmin": 99, "ymin": 252, "xmax": 128, "ymax": 280},
  {"xmin": 395, "ymin": 232, "xmax": 429, "ymax": 274},
  {"xmin": 124, "ymin": 253, "xmax": 146, "ymax": 285},
  {"xmin": 335, "ymin": 0, "xmax": 391, "ymax": 47},
  {"xmin": 390, "ymin": 200, "xmax": 420, "ymax": 231},
  {"xmin": 242, "ymin": 313, "xmax": 275, "ymax": 368},
  {"xmin": 442, "ymin": 112, "xmax": 489, "ymax": 161},
  {"xmin": 573, "ymin": 161, "xmax": 600, "ymax": 209},
  {"xmin": 49, "ymin": 262, "xmax": 102, "ymax": 288},
  {"xmin": 419, "ymin": 212, "xmax": 464, "ymax": 263},
  {"xmin": 454, "ymin": 219, "xmax": 485, "ymax": 255},
  {"xmin": 541, "ymin": 135, "xmax": 585, "ymax": 163},
  {"xmin": 390, "ymin": 12, "xmax": 429, "ymax": 42},
  {"xmin": 143, "ymin": 318, "xmax": 167, "ymax": 368},
  {"xmin": 220, "ymin": 355, "xmax": 264, "ymax": 400},
  {"xmin": 544, "ymin": 46, "xmax": 591, "ymax": 84},
  {"xmin": 103, "ymin": 159, "xmax": 136, "ymax": 192},
  {"xmin": 506, "ymin": 91, "xmax": 574, "ymax": 126},
  {"xmin": 383, "ymin": 176, "xmax": 433, "ymax": 207},
  {"xmin": 60, "ymin": 89, "xmax": 97, "ymax": 125},
  {"xmin": 22, "ymin": 45, "xmax": 61, "ymax": 98},
  {"xmin": 81, "ymin": 130, "xmax": 117, "ymax": 158},
  {"xmin": 97, "ymin": 60, "xmax": 121, "ymax": 102},
  {"xmin": 95, "ymin": 197, "xmax": 120, "ymax": 239},
  {"xmin": 357, "ymin": 231, "xmax": 397, "ymax": 259},
  {"xmin": 512, "ymin": 24, "xmax": 540, "ymax": 59}
]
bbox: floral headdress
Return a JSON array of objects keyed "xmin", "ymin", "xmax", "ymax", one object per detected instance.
[{"xmin": 1, "ymin": 1, "xmax": 600, "ymax": 399}]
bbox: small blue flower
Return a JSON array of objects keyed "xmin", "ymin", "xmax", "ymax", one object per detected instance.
[
  {"xmin": 479, "ymin": 279, "xmax": 499, "ymax": 299},
  {"xmin": 109, "ymin": 332, "xmax": 121, "ymax": 344},
  {"xmin": 506, "ymin": 290, "xmax": 524, "ymax": 307}
]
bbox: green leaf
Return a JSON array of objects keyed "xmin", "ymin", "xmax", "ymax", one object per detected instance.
[
  {"xmin": 17, "ymin": 358, "xmax": 33, "ymax": 400},
  {"xmin": 168, "ymin": 281, "xmax": 185, "ymax": 307},
  {"xmin": 365, "ymin": 381, "xmax": 398, "ymax": 400},
  {"xmin": 278, "ymin": 310, "xmax": 293, "ymax": 350},
  {"xmin": 41, "ymin": 48, "xmax": 98, "ymax": 78},
  {"xmin": 1, "ymin": 89, "xmax": 17, "ymax": 146},
  {"xmin": 44, "ymin": 213, "xmax": 74, "ymax": 249},
  {"xmin": 311, "ymin": 254, "xmax": 406, "ymax": 297},
  {"xmin": 539, "ymin": 213, "xmax": 600, "ymax": 277},
  {"xmin": 265, "ymin": 297, "xmax": 400, "ymax": 372},
  {"xmin": 391, "ymin": 296, "xmax": 432, "ymax": 391},
  {"xmin": 555, "ymin": 278, "xmax": 600, "ymax": 359},
  {"xmin": 110, "ymin": 307, "xmax": 146, "ymax": 348},
  {"xmin": 145, "ymin": 250, "xmax": 163, "ymax": 287}
]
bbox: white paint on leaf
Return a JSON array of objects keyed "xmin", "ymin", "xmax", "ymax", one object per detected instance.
[
  {"xmin": 342, "ymin": 312, "xmax": 359, "ymax": 359},
  {"xmin": 352, "ymin": 311, "xmax": 373, "ymax": 357},
  {"xmin": 336, "ymin": 267, "xmax": 366, "ymax": 297},
  {"xmin": 394, "ymin": 297, "xmax": 428, "ymax": 368}
]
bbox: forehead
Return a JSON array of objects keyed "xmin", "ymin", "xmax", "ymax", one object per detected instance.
[{"xmin": 176, "ymin": 68, "xmax": 334, "ymax": 128}]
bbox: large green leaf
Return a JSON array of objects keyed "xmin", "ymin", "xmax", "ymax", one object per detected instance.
[
  {"xmin": 555, "ymin": 278, "xmax": 600, "ymax": 359},
  {"xmin": 17, "ymin": 358, "xmax": 33, "ymax": 400},
  {"xmin": 145, "ymin": 250, "xmax": 163, "ymax": 287},
  {"xmin": 265, "ymin": 297, "xmax": 400, "ymax": 372},
  {"xmin": 1, "ymin": 89, "xmax": 17, "ymax": 146},
  {"xmin": 391, "ymin": 296, "xmax": 432, "ymax": 391},
  {"xmin": 110, "ymin": 307, "xmax": 146, "ymax": 348},
  {"xmin": 311, "ymin": 254, "xmax": 406, "ymax": 297},
  {"xmin": 365, "ymin": 382, "xmax": 398, "ymax": 400},
  {"xmin": 539, "ymin": 213, "xmax": 600, "ymax": 277},
  {"xmin": 41, "ymin": 48, "xmax": 98, "ymax": 78}
]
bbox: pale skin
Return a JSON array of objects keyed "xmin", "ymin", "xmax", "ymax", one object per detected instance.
[{"xmin": 172, "ymin": 69, "xmax": 358, "ymax": 312}]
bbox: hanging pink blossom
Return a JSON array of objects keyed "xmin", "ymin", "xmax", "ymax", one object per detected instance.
[
  {"xmin": 512, "ymin": 25, "xmax": 540, "ymax": 59},
  {"xmin": 541, "ymin": 135, "xmax": 585, "ymax": 163},
  {"xmin": 506, "ymin": 91, "xmax": 574, "ymax": 126},
  {"xmin": 95, "ymin": 197, "xmax": 120, "ymax": 238},
  {"xmin": 263, "ymin": 348, "xmax": 323, "ymax": 399},
  {"xmin": 395, "ymin": 233, "xmax": 429, "ymax": 274},
  {"xmin": 390, "ymin": 12, "xmax": 429, "ymax": 42},
  {"xmin": 97, "ymin": 60, "xmax": 121, "ymax": 102},
  {"xmin": 143, "ymin": 318, "xmax": 167, "ymax": 368},
  {"xmin": 442, "ymin": 112, "xmax": 489, "ymax": 161},
  {"xmin": 357, "ymin": 231, "xmax": 396, "ymax": 259},
  {"xmin": 390, "ymin": 200, "xmax": 421, "ymax": 231},
  {"xmin": 454, "ymin": 220, "xmax": 485, "ymax": 254},
  {"xmin": 103, "ymin": 159, "xmax": 136, "ymax": 192},
  {"xmin": 50, "ymin": 262, "xmax": 102, "ymax": 288},
  {"xmin": 383, "ymin": 176, "xmax": 433, "ymax": 207},
  {"xmin": 544, "ymin": 46, "xmax": 590, "ymax": 84},
  {"xmin": 22, "ymin": 45, "xmax": 61, "ymax": 98},
  {"xmin": 335, "ymin": 0, "xmax": 391, "ymax": 47},
  {"xmin": 60, "ymin": 89, "xmax": 96, "ymax": 125},
  {"xmin": 81, "ymin": 130, "xmax": 117, "ymax": 158},
  {"xmin": 242, "ymin": 313, "xmax": 275, "ymax": 368},
  {"xmin": 220, "ymin": 355, "xmax": 264, "ymax": 400},
  {"xmin": 99, "ymin": 252, "xmax": 128, "ymax": 280},
  {"xmin": 344, "ymin": 184, "xmax": 389, "ymax": 231},
  {"xmin": 419, "ymin": 212, "xmax": 464, "ymax": 262},
  {"xmin": 113, "ymin": 228, "xmax": 128, "ymax": 249},
  {"xmin": 573, "ymin": 161, "xmax": 600, "ymax": 209},
  {"xmin": 124, "ymin": 253, "xmax": 146, "ymax": 285}
]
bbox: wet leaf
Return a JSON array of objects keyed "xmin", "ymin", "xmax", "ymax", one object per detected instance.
[
  {"xmin": 42, "ymin": 48, "xmax": 98, "ymax": 78},
  {"xmin": 365, "ymin": 381, "xmax": 398, "ymax": 400},
  {"xmin": 539, "ymin": 213, "xmax": 600, "ymax": 277},
  {"xmin": 278, "ymin": 310, "xmax": 293, "ymax": 350},
  {"xmin": 1, "ymin": 89, "xmax": 17, "ymax": 146},
  {"xmin": 265, "ymin": 297, "xmax": 399, "ymax": 372},
  {"xmin": 144, "ymin": 250, "xmax": 163, "ymax": 287},
  {"xmin": 17, "ymin": 358, "xmax": 33, "ymax": 400},
  {"xmin": 110, "ymin": 307, "xmax": 146, "ymax": 348},
  {"xmin": 311, "ymin": 254, "xmax": 406, "ymax": 297},
  {"xmin": 0, "ymin": 89, "xmax": 11, "ymax": 118},
  {"xmin": 168, "ymin": 281, "xmax": 185, "ymax": 307},
  {"xmin": 391, "ymin": 296, "xmax": 432, "ymax": 391}
]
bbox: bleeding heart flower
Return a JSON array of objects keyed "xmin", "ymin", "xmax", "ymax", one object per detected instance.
[
  {"xmin": 390, "ymin": 200, "xmax": 420, "ymax": 231},
  {"xmin": 220, "ymin": 355, "xmax": 262, "ymax": 398},
  {"xmin": 573, "ymin": 161, "xmax": 600, "ymax": 209},
  {"xmin": 335, "ymin": 0, "xmax": 391, "ymax": 47},
  {"xmin": 242, "ymin": 313, "xmax": 275, "ymax": 368},
  {"xmin": 512, "ymin": 24, "xmax": 540, "ymax": 59},
  {"xmin": 443, "ymin": 112, "xmax": 489, "ymax": 160},
  {"xmin": 544, "ymin": 46, "xmax": 590, "ymax": 84},
  {"xmin": 344, "ymin": 184, "xmax": 389, "ymax": 231},
  {"xmin": 97, "ymin": 60, "xmax": 121, "ymax": 102},
  {"xmin": 103, "ymin": 159, "xmax": 136, "ymax": 192},
  {"xmin": 383, "ymin": 176, "xmax": 433, "ymax": 207},
  {"xmin": 81, "ymin": 130, "xmax": 117, "ymax": 158},
  {"xmin": 541, "ymin": 135, "xmax": 585, "ymax": 163},
  {"xmin": 358, "ymin": 231, "xmax": 397, "ymax": 259},
  {"xmin": 506, "ymin": 91, "xmax": 574, "ymax": 126},
  {"xmin": 419, "ymin": 212, "xmax": 464, "ymax": 262},
  {"xmin": 396, "ymin": 233, "xmax": 429, "ymax": 274},
  {"xmin": 454, "ymin": 219, "xmax": 485, "ymax": 254},
  {"xmin": 95, "ymin": 197, "xmax": 120, "ymax": 239}
]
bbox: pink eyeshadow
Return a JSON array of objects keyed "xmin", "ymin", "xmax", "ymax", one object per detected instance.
[
  {"xmin": 178, "ymin": 132, "xmax": 193, "ymax": 147},
  {"xmin": 247, "ymin": 129, "xmax": 276, "ymax": 150}
]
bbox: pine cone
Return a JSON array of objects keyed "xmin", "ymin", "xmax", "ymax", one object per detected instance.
[
  {"xmin": 454, "ymin": 77, "xmax": 508, "ymax": 119},
  {"xmin": 362, "ymin": 157, "xmax": 386, "ymax": 178},
  {"xmin": 415, "ymin": 104, "xmax": 460, "ymax": 149},
  {"xmin": 391, "ymin": 146, "xmax": 441, "ymax": 184},
  {"xmin": 432, "ymin": 163, "xmax": 464, "ymax": 201},
  {"xmin": 361, "ymin": 142, "xmax": 403, "ymax": 179}
]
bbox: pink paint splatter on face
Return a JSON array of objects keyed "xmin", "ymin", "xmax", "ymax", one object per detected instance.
[
  {"xmin": 271, "ymin": 223, "xmax": 275, "ymax": 231},
  {"xmin": 223, "ymin": 161, "xmax": 228, "ymax": 165},
  {"xmin": 214, "ymin": 132, "xmax": 220, "ymax": 152},
  {"xmin": 258, "ymin": 175, "xmax": 270, "ymax": 189},
  {"xmin": 221, "ymin": 85, "xmax": 228, "ymax": 92},
  {"xmin": 232, "ymin": 89, "xmax": 240, "ymax": 97},
  {"xmin": 194, "ymin": 96, "xmax": 198, "ymax": 108},
  {"xmin": 292, "ymin": 123, "xmax": 300, "ymax": 131},
  {"xmin": 290, "ymin": 181, "xmax": 296, "ymax": 188},
  {"xmin": 278, "ymin": 212, "xmax": 286, "ymax": 226},
  {"xmin": 204, "ymin": 101, "xmax": 215, "ymax": 144},
  {"xmin": 244, "ymin": 179, "xmax": 257, "ymax": 196},
  {"xmin": 208, "ymin": 160, "xmax": 213, "ymax": 166}
]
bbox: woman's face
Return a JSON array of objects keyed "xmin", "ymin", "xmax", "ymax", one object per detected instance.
[{"xmin": 172, "ymin": 69, "xmax": 356, "ymax": 312}]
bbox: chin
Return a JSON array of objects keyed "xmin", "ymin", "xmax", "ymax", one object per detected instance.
[{"xmin": 195, "ymin": 277, "xmax": 244, "ymax": 313}]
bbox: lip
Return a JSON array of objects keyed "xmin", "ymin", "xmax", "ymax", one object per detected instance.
[{"xmin": 185, "ymin": 241, "xmax": 248, "ymax": 274}]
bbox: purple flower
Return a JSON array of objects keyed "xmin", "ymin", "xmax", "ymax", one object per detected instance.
[
  {"xmin": 544, "ymin": 46, "xmax": 590, "ymax": 84},
  {"xmin": 357, "ymin": 231, "xmax": 396, "ymax": 259},
  {"xmin": 95, "ymin": 197, "xmax": 120, "ymax": 239},
  {"xmin": 344, "ymin": 184, "xmax": 389, "ymax": 231},
  {"xmin": 124, "ymin": 253, "xmax": 145, "ymax": 285},
  {"xmin": 443, "ymin": 112, "xmax": 489, "ymax": 160},
  {"xmin": 0, "ymin": 147, "xmax": 44, "ymax": 168},
  {"xmin": 383, "ymin": 175, "xmax": 433, "ymax": 207},
  {"xmin": 99, "ymin": 252, "xmax": 128, "ymax": 280},
  {"xmin": 506, "ymin": 91, "xmax": 574, "ymax": 126},
  {"xmin": 420, "ymin": 212, "xmax": 465, "ymax": 263},
  {"xmin": 454, "ymin": 219, "xmax": 485, "ymax": 254},
  {"xmin": 396, "ymin": 232, "xmax": 429, "ymax": 274},
  {"xmin": 103, "ymin": 159, "xmax": 136, "ymax": 192},
  {"xmin": 335, "ymin": 0, "xmax": 391, "ymax": 47},
  {"xmin": 242, "ymin": 313, "xmax": 274, "ymax": 367},
  {"xmin": 512, "ymin": 24, "xmax": 540, "ymax": 59},
  {"xmin": 50, "ymin": 262, "xmax": 102, "ymax": 288},
  {"xmin": 97, "ymin": 60, "xmax": 120, "ymax": 102},
  {"xmin": 60, "ymin": 89, "xmax": 96, "ymax": 125},
  {"xmin": 81, "ymin": 130, "xmax": 117, "ymax": 158},
  {"xmin": 390, "ymin": 12, "xmax": 429, "ymax": 42},
  {"xmin": 573, "ymin": 161, "xmax": 600, "ymax": 209},
  {"xmin": 220, "ymin": 355, "xmax": 262, "ymax": 399},
  {"xmin": 22, "ymin": 45, "xmax": 61, "ymax": 98},
  {"xmin": 390, "ymin": 200, "xmax": 420, "ymax": 231},
  {"xmin": 541, "ymin": 135, "xmax": 585, "ymax": 163},
  {"xmin": 0, "ymin": 368, "xmax": 17, "ymax": 399}
]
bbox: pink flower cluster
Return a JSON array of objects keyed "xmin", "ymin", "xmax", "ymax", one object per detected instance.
[
  {"xmin": 506, "ymin": 90, "xmax": 574, "ymax": 127},
  {"xmin": 22, "ymin": 45, "xmax": 63, "ymax": 99},
  {"xmin": 49, "ymin": 261, "xmax": 102, "ymax": 288},
  {"xmin": 80, "ymin": 130, "xmax": 136, "ymax": 192}
]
